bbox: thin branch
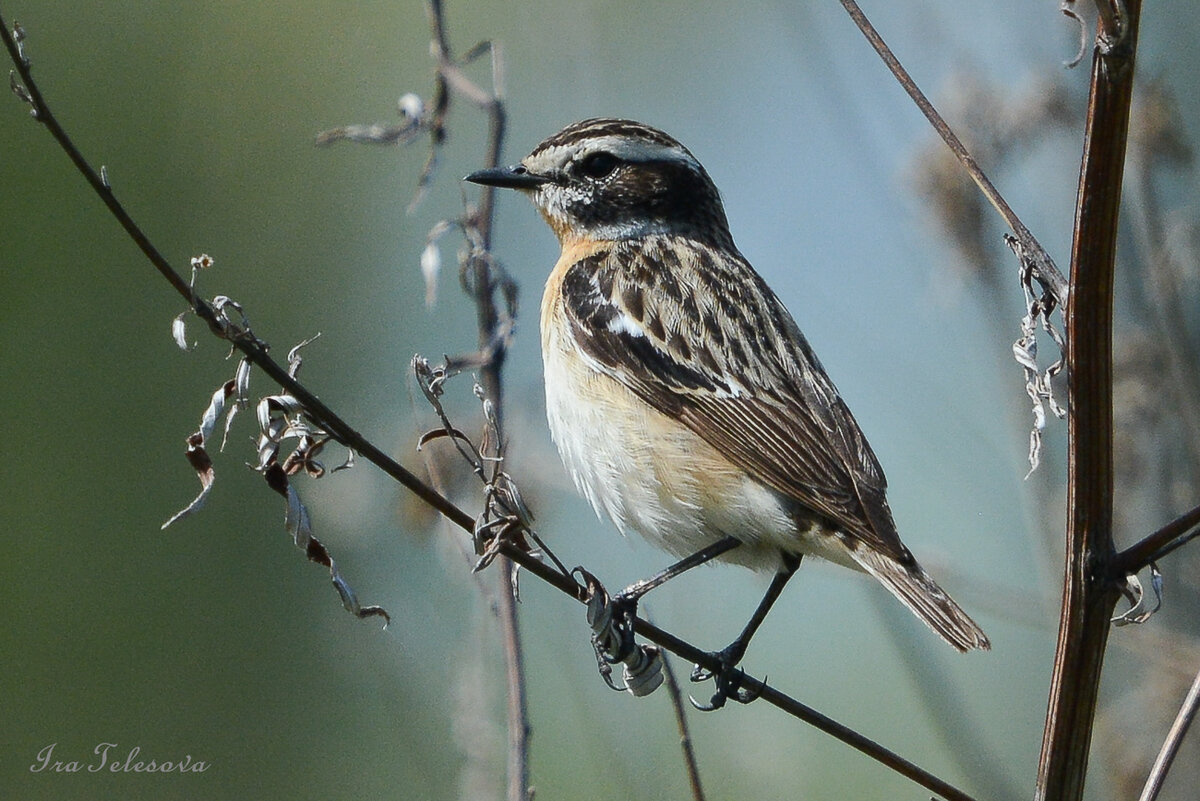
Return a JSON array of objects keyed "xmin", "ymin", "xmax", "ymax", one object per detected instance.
[
  {"xmin": 495, "ymin": 562, "xmax": 530, "ymax": 801},
  {"xmin": 1115, "ymin": 502, "xmax": 1200, "ymax": 576},
  {"xmin": 1035, "ymin": 3, "xmax": 1142, "ymax": 800},
  {"xmin": 837, "ymin": 0, "xmax": 1069, "ymax": 306},
  {"xmin": 497, "ymin": 541, "xmax": 985, "ymax": 801},
  {"xmin": 659, "ymin": 652, "xmax": 707, "ymax": 801},
  {"xmin": 1137, "ymin": 665, "xmax": 1200, "ymax": 801},
  {"xmin": 427, "ymin": 0, "xmax": 509, "ymax": 412},
  {"xmin": 632, "ymin": 616, "xmax": 979, "ymax": 801},
  {"xmin": 2, "ymin": 13, "xmax": 977, "ymax": 801},
  {"xmin": 424, "ymin": 3, "xmax": 526, "ymax": 799}
]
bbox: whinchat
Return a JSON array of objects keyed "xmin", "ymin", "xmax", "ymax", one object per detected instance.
[{"xmin": 467, "ymin": 118, "xmax": 988, "ymax": 702}]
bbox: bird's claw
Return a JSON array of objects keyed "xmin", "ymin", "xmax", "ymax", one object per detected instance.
[{"xmin": 688, "ymin": 647, "xmax": 761, "ymax": 711}]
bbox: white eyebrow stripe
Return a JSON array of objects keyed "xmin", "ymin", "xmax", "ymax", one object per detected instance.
[
  {"xmin": 525, "ymin": 138, "xmax": 697, "ymax": 175},
  {"xmin": 524, "ymin": 144, "xmax": 573, "ymax": 172},
  {"xmin": 587, "ymin": 136, "xmax": 696, "ymax": 166}
]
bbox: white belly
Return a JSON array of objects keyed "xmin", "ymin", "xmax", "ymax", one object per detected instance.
[{"xmin": 541, "ymin": 316, "xmax": 807, "ymax": 573}]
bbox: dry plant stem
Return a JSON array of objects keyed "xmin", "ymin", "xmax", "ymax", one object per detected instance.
[
  {"xmin": 494, "ymin": 561, "xmax": 529, "ymax": 801},
  {"xmin": 1035, "ymin": 3, "xmax": 1140, "ymax": 801},
  {"xmin": 426, "ymin": 0, "xmax": 508, "ymax": 412},
  {"xmin": 659, "ymin": 655, "xmax": 707, "ymax": 801},
  {"xmin": 1137, "ymin": 666, "xmax": 1200, "ymax": 801},
  {"xmin": 3, "ymin": 13, "xmax": 975, "ymax": 801},
  {"xmin": 837, "ymin": 0, "xmax": 1068, "ymax": 304},
  {"xmin": 424, "ymin": 3, "xmax": 528, "ymax": 799},
  {"xmin": 1115, "ymin": 502, "xmax": 1200, "ymax": 575}
]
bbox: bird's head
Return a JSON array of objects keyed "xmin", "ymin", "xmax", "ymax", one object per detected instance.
[{"xmin": 465, "ymin": 118, "xmax": 731, "ymax": 246}]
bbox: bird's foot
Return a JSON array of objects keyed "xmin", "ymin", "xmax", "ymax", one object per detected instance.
[
  {"xmin": 574, "ymin": 567, "xmax": 664, "ymax": 697},
  {"xmin": 689, "ymin": 644, "xmax": 761, "ymax": 711}
]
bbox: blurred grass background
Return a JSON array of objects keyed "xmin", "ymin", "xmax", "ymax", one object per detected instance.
[{"xmin": 2, "ymin": 1, "xmax": 1198, "ymax": 799}]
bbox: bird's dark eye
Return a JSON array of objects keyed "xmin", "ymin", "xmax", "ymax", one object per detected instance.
[{"xmin": 577, "ymin": 151, "xmax": 619, "ymax": 179}]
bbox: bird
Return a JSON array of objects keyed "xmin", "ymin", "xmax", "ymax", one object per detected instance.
[{"xmin": 465, "ymin": 118, "xmax": 989, "ymax": 705}]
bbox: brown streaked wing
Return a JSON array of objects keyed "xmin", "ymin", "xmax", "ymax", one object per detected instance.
[{"xmin": 558, "ymin": 243, "xmax": 915, "ymax": 564}]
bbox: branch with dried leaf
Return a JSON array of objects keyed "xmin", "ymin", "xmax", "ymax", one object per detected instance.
[
  {"xmin": 841, "ymin": 2, "xmax": 1198, "ymax": 800},
  {"xmin": 322, "ymin": 2, "xmax": 531, "ymax": 796},
  {"xmin": 838, "ymin": 0, "xmax": 1069, "ymax": 473}
]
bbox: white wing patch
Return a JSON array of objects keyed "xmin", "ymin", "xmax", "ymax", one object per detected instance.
[{"xmin": 605, "ymin": 310, "xmax": 646, "ymax": 338}]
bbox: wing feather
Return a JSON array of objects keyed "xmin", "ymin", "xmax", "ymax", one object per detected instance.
[{"xmin": 559, "ymin": 239, "xmax": 914, "ymax": 563}]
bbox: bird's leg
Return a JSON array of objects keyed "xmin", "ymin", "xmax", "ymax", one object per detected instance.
[
  {"xmin": 575, "ymin": 536, "xmax": 742, "ymax": 695},
  {"xmin": 597, "ymin": 535, "xmax": 742, "ymax": 659},
  {"xmin": 604, "ymin": 534, "xmax": 744, "ymax": 652},
  {"xmin": 618, "ymin": 535, "xmax": 743, "ymax": 604},
  {"xmin": 691, "ymin": 552, "xmax": 802, "ymax": 711}
]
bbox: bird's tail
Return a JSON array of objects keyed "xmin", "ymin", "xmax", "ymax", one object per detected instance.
[{"xmin": 850, "ymin": 549, "xmax": 990, "ymax": 652}]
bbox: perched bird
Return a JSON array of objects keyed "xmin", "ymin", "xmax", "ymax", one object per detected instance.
[{"xmin": 466, "ymin": 118, "xmax": 988, "ymax": 703}]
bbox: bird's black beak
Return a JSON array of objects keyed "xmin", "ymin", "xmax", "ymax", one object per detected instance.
[{"xmin": 463, "ymin": 164, "xmax": 551, "ymax": 190}]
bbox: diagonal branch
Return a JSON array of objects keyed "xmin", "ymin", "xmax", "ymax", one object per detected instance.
[
  {"xmin": 837, "ymin": 0, "xmax": 1068, "ymax": 306},
  {"xmin": 1114, "ymin": 502, "xmax": 1200, "ymax": 576},
  {"xmin": 1136, "ymin": 664, "xmax": 1200, "ymax": 801},
  {"xmin": 632, "ymin": 615, "xmax": 979, "ymax": 801}
]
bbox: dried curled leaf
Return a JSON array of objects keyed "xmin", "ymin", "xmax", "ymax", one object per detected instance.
[
  {"xmin": 172, "ymin": 312, "xmax": 192, "ymax": 351},
  {"xmin": 11, "ymin": 20, "xmax": 29, "ymax": 66},
  {"xmin": 398, "ymin": 92, "xmax": 424, "ymax": 119},
  {"xmin": 416, "ymin": 426, "xmax": 476, "ymax": 450},
  {"xmin": 1060, "ymin": 0, "xmax": 1088, "ymax": 68},
  {"xmin": 1007, "ymin": 234, "xmax": 1068, "ymax": 477},
  {"xmin": 162, "ymin": 380, "xmax": 236, "ymax": 528},
  {"xmin": 420, "ymin": 241, "xmax": 441, "ymax": 307},
  {"xmin": 577, "ymin": 567, "xmax": 664, "ymax": 697},
  {"xmin": 286, "ymin": 334, "xmax": 320, "ymax": 379},
  {"xmin": 10, "ymin": 70, "xmax": 33, "ymax": 106},
  {"xmin": 262, "ymin": 462, "xmax": 390, "ymax": 626},
  {"xmin": 252, "ymin": 383, "xmax": 386, "ymax": 624},
  {"xmin": 233, "ymin": 357, "xmax": 251, "ymax": 406},
  {"xmin": 1112, "ymin": 564, "xmax": 1164, "ymax": 626}
]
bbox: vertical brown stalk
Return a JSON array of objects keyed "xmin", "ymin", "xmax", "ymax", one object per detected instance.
[
  {"xmin": 1035, "ymin": 3, "xmax": 1140, "ymax": 799},
  {"xmin": 425, "ymin": 3, "xmax": 527, "ymax": 798}
]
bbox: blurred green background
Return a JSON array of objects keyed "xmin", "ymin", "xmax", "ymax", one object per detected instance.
[{"xmin": 3, "ymin": 1, "xmax": 1199, "ymax": 799}]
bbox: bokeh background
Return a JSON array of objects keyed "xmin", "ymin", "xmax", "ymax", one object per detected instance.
[{"xmin": 3, "ymin": 1, "xmax": 1199, "ymax": 799}]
